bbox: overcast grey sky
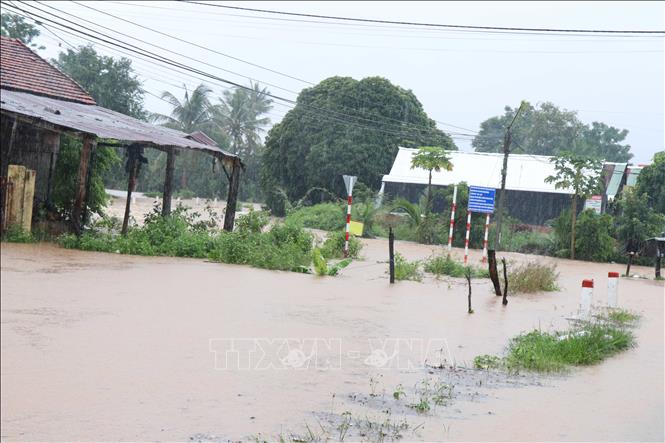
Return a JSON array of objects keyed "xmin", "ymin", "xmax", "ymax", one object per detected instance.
[{"xmin": 30, "ymin": 1, "xmax": 664, "ymax": 163}]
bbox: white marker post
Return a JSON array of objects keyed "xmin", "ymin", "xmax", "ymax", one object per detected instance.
[
  {"xmin": 464, "ymin": 210, "xmax": 472, "ymax": 265},
  {"xmin": 447, "ymin": 185, "xmax": 458, "ymax": 252},
  {"xmin": 580, "ymin": 279, "xmax": 594, "ymax": 320},
  {"xmin": 482, "ymin": 213, "xmax": 491, "ymax": 263},
  {"xmin": 342, "ymin": 175, "xmax": 357, "ymax": 258},
  {"xmin": 607, "ymin": 272, "xmax": 619, "ymax": 308}
]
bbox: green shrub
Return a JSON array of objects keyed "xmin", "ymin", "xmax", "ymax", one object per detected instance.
[
  {"xmin": 503, "ymin": 230, "xmax": 555, "ymax": 255},
  {"xmin": 393, "ymin": 252, "xmax": 422, "ymax": 282},
  {"xmin": 235, "ymin": 209, "xmax": 269, "ymax": 234},
  {"xmin": 423, "ymin": 255, "xmax": 488, "ymax": 278},
  {"xmin": 174, "ymin": 189, "xmax": 196, "ymax": 199},
  {"xmin": 285, "ymin": 203, "xmax": 345, "ymax": 231},
  {"xmin": 574, "ymin": 210, "xmax": 616, "ymax": 262},
  {"xmin": 320, "ymin": 230, "xmax": 362, "ymax": 259},
  {"xmin": 509, "ymin": 261, "xmax": 559, "ymax": 293},
  {"xmin": 2, "ymin": 225, "xmax": 36, "ymax": 243},
  {"xmin": 60, "ymin": 206, "xmax": 314, "ymax": 273}
]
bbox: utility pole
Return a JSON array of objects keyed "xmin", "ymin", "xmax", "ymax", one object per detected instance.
[{"xmin": 493, "ymin": 101, "xmax": 526, "ymax": 250}]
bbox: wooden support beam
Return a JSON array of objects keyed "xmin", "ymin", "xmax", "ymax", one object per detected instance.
[
  {"xmin": 121, "ymin": 146, "xmax": 139, "ymax": 235},
  {"xmin": 162, "ymin": 148, "xmax": 175, "ymax": 216},
  {"xmin": 223, "ymin": 157, "xmax": 241, "ymax": 232},
  {"xmin": 71, "ymin": 135, "xmax": 95, "ymax": 235}
]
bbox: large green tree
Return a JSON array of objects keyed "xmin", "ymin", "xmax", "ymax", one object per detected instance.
[
  {"xmin": 261, "ymin": 76, "xmax": 456, "ymax": 214},
  {"xmin": 635, "ymin": 151, "xmax": 665, "ymax": 215},
  {"xmin": 1, "ymin": 13, "xmax": 44, "ymax": 49},
  {"xmin": 54, "ymin": 45, "xmax": 145, "ymax": 119},
  {"xmin": 473, "ymin": 102, "xmax": 633, "ymax": 162}
]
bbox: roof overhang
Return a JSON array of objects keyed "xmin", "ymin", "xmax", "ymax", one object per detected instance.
[{"xmin": 1, "ymin": 88, "xmax": 238, "ymax": 161}]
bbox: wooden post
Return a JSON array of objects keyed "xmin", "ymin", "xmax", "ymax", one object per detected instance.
[
  {"xmin": 81, "ymin": 147, "xmax": 96, "ymax": 228},
  {"xmin": 121, "ymin": 146, "xmax": 138, "ymax": 235},
  {"xmin": 501, "ymin": 258, "xmax": 509, "ymax": 306},
  {"xmin": 223, "ymin": 157, "xmax": 241, "ymax": 232},
  {"xmin": 465, "ymin": 267, "xmax": 473, "ymax": 314},
  {"xmin": 488, "ymin": 249, "xmax": 502, "ymax": 296},
  {"xmin": 625, "ymin": 252, "xmax": 634, "ymax": 277},
  {"xmin": 162, "ymin": 148, "xmax": 176, "ymax": 216},
  {"xmin": 71, "ymin": 135, "xmax": 94, "ymax": 235},
  {"xmin": 389, "ymin": 227, "xmax": 395, "ymax": 284},
  {"xmin": 656, "ymin": 255, "xmax": 662, "ymax": 279}
]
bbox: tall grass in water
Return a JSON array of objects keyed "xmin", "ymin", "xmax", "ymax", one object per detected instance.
[
  {"xmin": 424, "ymin": 255, "xmax": 489, "ymax": 279},
  {"xmin": 474, "ymin": 309, "xmax": 638, "ymax": 373},
  {"xmin": 509, "ymin": 261, "xmax": 559, "ymax": 293}
]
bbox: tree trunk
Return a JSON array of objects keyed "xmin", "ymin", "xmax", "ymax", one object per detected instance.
[
  {"xmin": 488, "ymin": 250, "xmax": 502, "ymax": 296},
  {"xmin": 223, "ymin": 157, "xmax": 241, "ymax": 231},
  {"xmin": 426, "ymin": 170, "xmax": 432, "ymax": 214},
  {"xmin": 162, "ymin": 148, "xmax": 175, "ymax": 216},
  {"xmin": 570, "ymin": 195, "xmax": 577, "ymax": 260},
  {"xmin": 71, "ymin": 135, "xmax": 95, "ymax": 235}
]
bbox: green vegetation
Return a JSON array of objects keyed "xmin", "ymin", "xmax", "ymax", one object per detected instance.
[
  {"xmin": 261, "ymin": 76, "xmax": 456, "ymax": 214},
  {"xmin": 574, "ymin": 210, "xmax": 616, "ymax": 262},
  {"xmin": 59, "ymin": 206, "xmax": 315, "ymax": 272},
  {"xmin": 1, "ymin": 225, "xmax": 37, "ymax": 243},
  {"xmin": 320, "ymin": 231, "xmax": 362, "ymax": 259},
  {"xmin": 423, "ymin": 255, "xmax": 489, "ymax": 279},
  {"xmin": 598, "ymin": 308, "xmax": 641, "ymax": 327},
  {"xmin": 635, "ymin": 151, "xmax": 665, "ymax": 214},
  {"xmin": 473, "ymin": 101, "xmax": 633, "ymax": 162},
  {"xmin": 474, "ymin": 317, "xmax": 635, "ymax": 373},
  {"xmin": 312, "ymin": 248, "xmax": 352, "ymax": 276},
  {"xmin": 508, "ymin": 261, "xmax": 559, "ymax": 293},
  {"xmin": 393, "ymin": 252, "xmax": 423, "ymax": 282},
  {"xmin": 285, "ymin": 202, "xmax": 345, "ymax": 231},
  {"xmin": 545, "ymin": 152, "xmax": 603, "ymax": 260},
  {"xmin": 1, "ymin": 12, "xmax": 44, "ymax": 49}
]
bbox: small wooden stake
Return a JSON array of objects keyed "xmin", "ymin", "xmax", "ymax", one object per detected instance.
[
  {"xmin": 389, "ymin": 227, "xmax": 395, "ymax": 284},
  {"xmin": 465, "ymin": 267, "xmax": 473, "ymax": 314},
  {"xmin": 501, "ymin": 258, "xmax": 509, "ymax": 306}
]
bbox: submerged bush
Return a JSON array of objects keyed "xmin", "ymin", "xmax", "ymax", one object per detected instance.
[
  {"xmin": 509, "ymin": 261, "xmax": 559, "ymax": 293},
  {"xmin": 393, "ymin": 252, "xmax": 422, "ymax": 282},
  {"xmin": 320, "ymin": 230, "xmax": 362, "ymax": 259},
  {"xmin": 1, "ymin": 225, "xmax": 37, "ymax": 243},
  {"xmin": 423, "ymin": 255, "xmax": 489, "ymax": 279},
  {"xmin": 60, "ymin": 206, "xmax": 314, "ymax": 272}
]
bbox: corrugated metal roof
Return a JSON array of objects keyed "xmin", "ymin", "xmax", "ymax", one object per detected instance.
[
  {"xmin": 0, "ymin": 36, "xmax": 96, "ymax": 105},
  {"xmin": 605, "ymin": 163, "xmax": 627, "ymax": 200},
  {"xmin": 1, "ymin": 89, "xmax": 237, "ymax": 159},
  {"xmin": 382, "ymin": 148, "xmax": 577, "ymax": 195}
]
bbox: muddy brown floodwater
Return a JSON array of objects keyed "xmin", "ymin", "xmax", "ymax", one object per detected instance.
[{"xmin": 1, "ymin": 239, "xmax": 663, "ymax": 442}]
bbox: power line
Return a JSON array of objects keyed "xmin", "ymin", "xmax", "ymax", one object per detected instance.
[
  {"xmin": 7, "ymin": 3, "xmax": 481, "ymax": 143},
  {"xmin": 47, "ymin": 0, "xmax": 480, "ymax": 133},
  {"xmin": 181, "ymin": 1, "xmax": 665, "ymax": 35},
  {"xmin": 11, "ymin": 1, "xmax": 480, "ymax": 139}
]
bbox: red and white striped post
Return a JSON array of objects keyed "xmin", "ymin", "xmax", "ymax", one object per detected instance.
[
  {"xmin": 447, "ymin": 185, "xmax": 458, "ymax": 253},
  {"xmin": 342, "ymin": 175, "xmax": 357, "ymax": 258},
  {"xmin": 482, "ymin": 213, "xmax": 491, "ymax": 263},
  {"xmin": 464, "ymin": 210, "xmax": 472, "ymax": 265},
  {"xmin": 580, "ymin": 279, "xmax": 594, "ymax": 320},
  {"xmin": 607, "ymin": 272, "xmax": 619, "ymax": 308}
]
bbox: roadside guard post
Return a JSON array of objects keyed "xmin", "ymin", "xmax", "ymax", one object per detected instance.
[
  {"xmin": 466, "ymin": 186, "xmax": 496, "ymax": 265},
  {"xmin": 342, "ymin": 175, "xmax": 357, "ymax": 258},
  {"xmin": 607, "ymin": 272, "xmax": 619, "ymax": 308},
  {"xmin": 580, "ymin": 279, "xmax": 594, "ymax": 320},
  {"xmin": 447, "ymin": 185, "xmax": 458, "ymax": 253}
]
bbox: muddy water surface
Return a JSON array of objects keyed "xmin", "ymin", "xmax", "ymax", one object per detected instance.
[{"xmin": 1, "ymin": 240, "xmax": 663, "ymax": 441}]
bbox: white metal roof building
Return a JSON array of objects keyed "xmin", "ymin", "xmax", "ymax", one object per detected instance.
[{"xmin": 382, "ymin": 148, "xmax": 574, "ymax": 195}]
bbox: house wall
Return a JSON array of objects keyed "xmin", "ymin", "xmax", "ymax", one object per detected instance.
[
  {"xmin": 1, "ymin": 115, "xmax": 60, "ymax": 210},
  {"xmin": 382, "ymin": 181, "xmax": 574, "ymax": 225}
]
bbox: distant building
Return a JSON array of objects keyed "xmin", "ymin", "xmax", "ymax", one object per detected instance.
[{"xmin": 381, "ymin": 147, "xmax": 644, "ymax": 225}]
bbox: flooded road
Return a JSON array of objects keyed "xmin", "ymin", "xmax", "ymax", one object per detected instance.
[{"xmin": 1, "ymin": 240, "xmax": 663, "ymax": 441}]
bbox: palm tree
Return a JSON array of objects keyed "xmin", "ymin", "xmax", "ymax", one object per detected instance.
[
  {"xmin": 151, "ymin": 84, "xmax": 213, "ymax": 188},
  {"xmin": 213, "ymin": 82, "xmax": 272, "ymax": 157}
]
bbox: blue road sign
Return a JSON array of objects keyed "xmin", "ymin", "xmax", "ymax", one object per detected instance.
[{"xmin": 468, "ymin": 186, "xmax": 496, "ymax": 214}]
